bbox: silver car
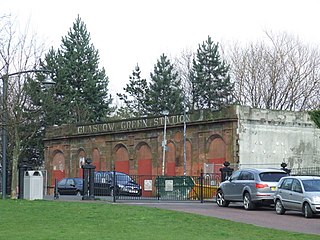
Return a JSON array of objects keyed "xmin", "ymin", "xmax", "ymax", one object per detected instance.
[
  {"xmin": 216, "ymin": 168, "xmax": 288, "ymax": 210},
  {"xmin": 274, "ymin": 176, "xmax": 320, "ymax": 218}
]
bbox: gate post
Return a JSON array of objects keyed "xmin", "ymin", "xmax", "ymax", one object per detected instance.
[
  {"xmin": 82, "ymin": 158, "xmax": 96, "ymax": 200},
  {"xmin": 200, "ymin": 169, "xmax": 204, "ymax": 203},
  {"xmin": 219, "ymin": 161, "xmax": 234, "ymax": 182}
]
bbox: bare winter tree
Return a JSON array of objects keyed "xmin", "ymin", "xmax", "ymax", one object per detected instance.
[
  {"xmin": 227, "ymin": 31, "xmax": 320, "ymax": 111},
  {"xmin": 173, "ymin": 49, "xmax": 195, "ymax": 111},
  {"xmin": 0, "ymin": 15, "xmax": 46, "ymax": 198}
]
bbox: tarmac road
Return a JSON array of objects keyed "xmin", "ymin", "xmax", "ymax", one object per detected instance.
[{"xmin": 121, "ymin": 201, "xmax": 320, "ymax": 236}]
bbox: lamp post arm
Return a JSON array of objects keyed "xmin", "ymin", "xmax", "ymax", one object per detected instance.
[{"xmin": 6, "ymin": 69, "xmax": 52, "ymax": 78}]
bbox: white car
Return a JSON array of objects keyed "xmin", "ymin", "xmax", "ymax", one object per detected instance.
[{"xmin": 274, "ymin": 176, "xmax": 320, "ymax": 218}]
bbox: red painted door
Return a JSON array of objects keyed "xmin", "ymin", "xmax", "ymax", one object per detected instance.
[{"xmin": 137, "ymin": 144, "xmax": 152, "ymax": 197}]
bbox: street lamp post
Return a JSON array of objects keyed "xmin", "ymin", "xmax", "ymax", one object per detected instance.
[
  {"xmin": 1, "ymin": 69, "xmax": 54, "ymax": 199},
  {"xmin": 161, "ymin": 110, "xmax": 169, "ymax": 176},
  {"xmin": 183, "ymin": 106, "xmax": 187, "ymax": 176}
]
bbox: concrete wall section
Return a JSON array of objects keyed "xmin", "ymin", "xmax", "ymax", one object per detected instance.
[{"xmin": 237, "ymin": 106, "xmax": 320, "ymax": 169}]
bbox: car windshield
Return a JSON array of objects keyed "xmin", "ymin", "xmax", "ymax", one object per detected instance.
[
  {"xmin": 259, "ymin": 172, "xmax": 288, "ymax": 182},
  {"xmin": 302, "ymin": 180, "xmax": 320, "ymax": 192},
  {"xmin": 116, "ymin": 173, "xmax": 134, "ymax": 183}
]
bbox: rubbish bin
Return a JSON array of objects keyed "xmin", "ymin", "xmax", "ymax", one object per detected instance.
[
  {"xmin": 24, "ymin": 171, "xmax": 43, "ymax": 200},
  {"xmin": 155, "ymin": 176, "xmax": 195, "ymax": 200}
]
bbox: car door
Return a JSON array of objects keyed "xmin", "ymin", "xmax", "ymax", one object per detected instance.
[
  {"xmin": 239, "ymin": 170, "xmax": 255, "ymax": 196},
  {"xmin": 65, "ymin": 178, "xmax": 76, "ymax": 195},
  {"xmin": 223, "ymin": 170, "xmax": 242, "ymax": 200},
  {"xmin": 289, "ymin": 179, "xmax": 304, "ymax": 211},
  {"xmin": 278, "ymin": 178, "xmax": 293, "ymax": 209},
  {"xmin": 57, "ymin": 178, "xmax": 67, "ymax": 195}
]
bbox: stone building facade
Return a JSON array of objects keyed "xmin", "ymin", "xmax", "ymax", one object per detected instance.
[
  {"xmin": 44, "ymin": 105, "xmax": 320, "ymax": 188},
  {"xmin": 44, "ymin": 106, "xmax": 238, "ymax": 188}
]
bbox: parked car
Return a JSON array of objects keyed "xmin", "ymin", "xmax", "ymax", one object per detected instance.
[
  {"xmin": 57, "ymin": 177, "xmax": 83, "ymax": 196},
  {"xmin": 274, "ymin": 176, "xmax": 320, "ymax": 218},
  {"xmin": 94, "ymin": 171, "xmax": 142, "ymax": 197},
  {"xmin": 216, "ymin": 168, "xmax": 288, "ymax": 210}
]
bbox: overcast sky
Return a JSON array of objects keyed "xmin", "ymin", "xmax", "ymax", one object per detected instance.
[{"xmin": 2, "ymin": 0, "xmax": 320, "ymax": 99}]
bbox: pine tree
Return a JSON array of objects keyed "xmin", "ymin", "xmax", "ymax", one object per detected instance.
[
  {"xmin": 147, "ymin": 54, "xmax": 184, "ymax": 115},
  {"xmin": 23, "ymin": 16, "xmax": 114, "ymax": 171},
  {"xmin": 192, "ymin": 36, "xmax": 233, "ymax": 110},
  {"xmin": 117, "ymin": 64, "xmax": 148, "ymax": 117},
  {"xmin": 42, "ymin": 15, "xmax": 113, "ymax": 125}
]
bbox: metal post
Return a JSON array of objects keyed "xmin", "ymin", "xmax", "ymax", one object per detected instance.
[
  {"xmin": 200, "ymin": 169, "xmax": 204, "ymax": 203},
  {"xmin": 2, "ymin": 74, "xmax": 8, "ymax": 199},
  {"xmin": 54, "ymin": 178, "xmax": 59, "ymax": 200},
  {"xmin": 82, "ymin": 165, "xmax": 89, "ymax": 200},
  {"xmin": 161, "ymin": 114, "xmax": 168, "ymax": 176},
  {"xmin": 183, "ymin": 106, "xmax": 187, "ymax": 176},
  {"xmin": 113, "ymin": 169, "xmax": 116, "ymax": 203},
  {"xmin": 88, "ymin": 165, "xmax": 95, "ymax": 200}
]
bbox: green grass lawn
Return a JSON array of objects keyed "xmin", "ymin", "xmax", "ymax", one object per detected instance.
[{"xmin": 0, "ymin": 200, "xmax": 319, "ymax": 240}]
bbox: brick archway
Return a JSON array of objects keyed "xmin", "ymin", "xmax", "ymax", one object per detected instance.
[
  {"xmin": 207, "ymin": 135, "xmax": 226, "ymax": 173},
  {"xmin": 136, "ymin": 143, "xmax": 152, "ymax": 197},
  {"xmin": 52, "ymin": 151, "xmax": 65, "ymax": 182},
  {"xmin": 114, "ymin": 144, "xmax": 129, "ymax": 174},
  {"xmin": 78, "ymin": 148, "xmax": 86, "ymax": 178},
  {"xmin": 92, "ymin": 148, "xmax": 101, "ymax": 171},
  {"xmin": 166, "ymin": 141, "xmax": 176, "ymax": 176}
]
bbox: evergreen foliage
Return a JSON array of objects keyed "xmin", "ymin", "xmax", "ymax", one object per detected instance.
[
  {"xmin": 42, "ymin": 15, "xmax": 113, "ymax": 125},
  {"xmin": 117, "ymin": 64, "xmax": 148, "ymax": 117},
  {"xmin": 309, "ymin": 110, "xmax": 320, "ymax": 128},
  {"xmin": 147, "ymin": 54, "xmax": 184, "ymax": 115},
  {"xmin": 192, "ymin": 36, "xmax": 233, "ymax": 110},
  {"xmin": 23, "ymin": 16, "xmax": 113, "ymax": 168}
]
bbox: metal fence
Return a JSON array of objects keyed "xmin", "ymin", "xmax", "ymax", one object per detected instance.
[
  {"xmin": 52, "ymin": 166, "xmax": 320, "ymax": 202},
  {"xmin": 92, "ymin": 172, "xmax": 222, "ymax": 202},
  {"xmin": 290, "ymin": 167, "xmax": 320, "ymax": 176}
]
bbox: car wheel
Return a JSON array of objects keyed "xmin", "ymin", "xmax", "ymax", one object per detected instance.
[
  {"xmin": 243, "ymin": 192, "xmax": 255, "ymax": 210},
  {"xmin": 76, "ymin": 191, "xmax": 81, "ymax": 197},
  {"xmin": 110, "ymin": 188, "xmax": 114, "ymax": 197},
  {"xmin": 303, "ymin": 203, "xmax": 314, "ymax": 218},
  {"xmin": 216, "ymin": 190, "xmax": 230, "ymax": 207},
  {"xmin": 275, "ymin": 199, "xmax": 285, "ymax": 215}
]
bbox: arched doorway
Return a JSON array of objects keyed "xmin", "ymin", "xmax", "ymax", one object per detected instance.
[
  {"xmin": 78, "ymin": 148, "xmax": 86, "ymax": 178},
  {"xmin": 92, "ymin": 148, "xmax": 101, "ymax": 171},
  {"xmin": 186, "ymin": 140, "xmax": 192, "ymax": 175},
  {"xmin": 137, "ymin": 143, "xmax": 152, "ymax": 197},
  {"xmin": 207, "ymin": 135, "xmax": 226, "ymax": 174},
  {"xmin": 114, "ymin": 144, "xmax": 129, "ymax": 173},
  {"xmin": 176, "ymin": 139, "xmax": 192, "ymax": 176},
  {"xmin": 165, "ymin": 142, "xmax": 176, "ymax": 176},
  {"xmin": 52, "ymin": 151, "xmax": 65, "ymax": 183}
]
